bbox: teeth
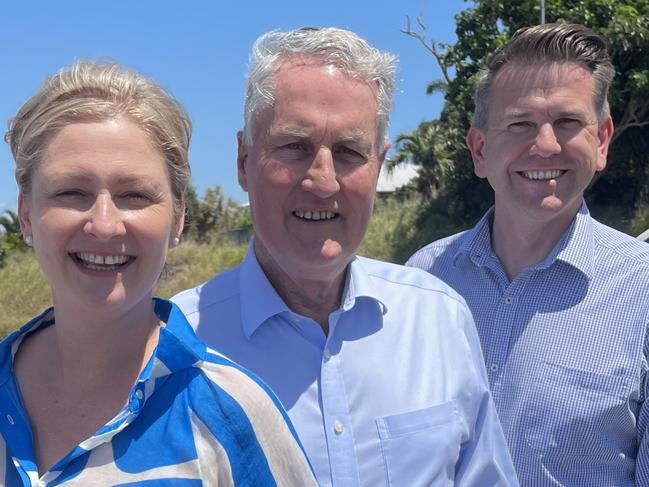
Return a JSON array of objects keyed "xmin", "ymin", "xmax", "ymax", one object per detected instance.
[
  {"xmin": 294, "ymin": 210, "xmax": 336, "ymax": 221},
  {"xmin": 523, "ymin": 170, "xmax": 564, "ymax": 180},
  {"xmin": 76, "ymin": 252, "xmax": 130, "ymax": 267}
]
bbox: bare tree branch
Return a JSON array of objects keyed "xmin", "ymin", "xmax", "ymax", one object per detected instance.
[{"xmin": 401, "ymin": 15, "xmax": 452, "ymax": 85}]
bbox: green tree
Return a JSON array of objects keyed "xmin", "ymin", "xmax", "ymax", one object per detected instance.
[
  {"xmin": 183, "ymin": 185, "xmax": 250, "ymax": 243},
  {"xmin": 0, "ymin": 209, "xmax": 28, "ymax": 266},
  {"xmin": 395, "ymin": 0, "xmax": 649, "ymax": 251}
]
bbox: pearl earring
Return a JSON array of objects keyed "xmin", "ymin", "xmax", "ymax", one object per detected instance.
[
  {"xmin": 172, "ymin": 237, "xmax": 180, "ymax": 247},
  {"xmin": 24, "ymin": 235, "xmax": 32, "ymax": 246}
]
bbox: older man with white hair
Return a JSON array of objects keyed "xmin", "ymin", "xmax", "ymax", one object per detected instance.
[{"xmin": 174, "ymin": 27, "xmax": 517, "ymax": 486}]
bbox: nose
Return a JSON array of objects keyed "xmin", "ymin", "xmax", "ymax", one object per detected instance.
[
  {"xmin": 301, "ymin": 148, "xmax": 341, "ymax": 198},
  {"xmin": 530, "ymin": 123, "xmax": 561, "ymax": 157},
  {"xmin": 83, "ymin": 193, "xmax": 127, "ymax": 241}
]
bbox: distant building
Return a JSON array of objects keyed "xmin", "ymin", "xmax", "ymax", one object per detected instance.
[{"xmin": 376, "ymin": 162, "xmax": 420, "ymax": 195}]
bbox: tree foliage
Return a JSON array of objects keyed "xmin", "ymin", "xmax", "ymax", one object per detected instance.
[
  {"xmin": 394, "ymin": 0, "xmax": 649, "ymax": 252},
  {"xmin": 0, "ymin": 210, "xmax": 28, "ymax": 267},
  {"xmin": 183, "ymin": 184, "xmax": 250, "ymax": 243}
]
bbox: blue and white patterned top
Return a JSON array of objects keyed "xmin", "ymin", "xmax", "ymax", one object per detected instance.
[
  {"xmin": 173, "ymin": 245, "xmax": 519, "ymax": 486},
  {"xmin": 407, "ymin": 202, "xmax": 649, "ymax": 486},
  {"xmin": 0, "ymin": 298, "xmax": 316, "ymax": 486}
]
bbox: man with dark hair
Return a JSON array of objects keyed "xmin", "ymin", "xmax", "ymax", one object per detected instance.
[
  {"xmin": 174, "ymin": 27, "xmax": 518, "ymax": 486},
  {"xmin": 408, "ymin": 22, "xmax": 649, "ymax": 485}
]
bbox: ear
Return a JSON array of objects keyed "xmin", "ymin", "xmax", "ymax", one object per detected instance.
[
  {"xmin": 373, "ymin": 139, "xmax": 391, "ymax": 180},
  {"xmin": 595, "ymin": 115, "xmax": 614, "ymax": 172},
  {"xmin": 378, "ymin": 139, "xmax": 391, "ymax": 168},
  {"xmin": 236, "ymin": 131, "xmax": 250, "ymax": 192},
  {"xmin": 466, "ymin": 127, "xmax": 488, "ymax": 179},
  {"xmin": 18, "ymin": 191, "xmax": 32, "ymax": 240}
]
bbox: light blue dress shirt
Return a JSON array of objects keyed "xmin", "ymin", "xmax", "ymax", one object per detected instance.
[
  {"xmin": 0, "ymin": 298, "xmax": 316, "ymax": 486},
  {"xmin": 173, "ymin": 245, "xmax": 518, "ymax": 486},
  {"xmin": 407, "ymin": 202, "xmax": 649, "ymax": 486}
]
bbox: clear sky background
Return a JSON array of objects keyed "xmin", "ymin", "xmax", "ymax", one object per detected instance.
[{"xmin": 0, "ymin": 0, "xmax": 467, "ymax": 213}]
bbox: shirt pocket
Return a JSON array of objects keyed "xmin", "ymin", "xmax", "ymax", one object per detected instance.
[
  {"xmin": 524, "ymin": 361, "xmax": 631, "ymax": 460},
  {"xmin": 376, "ymin": 401, "xmax": 463, "ymax": 487}
]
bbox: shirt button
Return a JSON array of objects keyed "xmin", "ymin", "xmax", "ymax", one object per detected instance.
[
  {"xmin": 333, "ymin": 420, "xmax": 344, "ymax": 435},
  {"xmin": 504, "ymin": 296, "xmax": 513, "ymax": 305},
  {"xmin": 323, "ymin": 349, "xmax": 332, "ymax": 362},
  {"xmin": 619, "ymin": 452, "xmax": 626, "ymax": 460},
  {"xmin": 490, "ymin": 363, "xmax": 499, "ymax": 372},
  {"xmin": 135, "ymin": 389, "xmax": 144, "ymax": 400},
  {"xmin": 6, "ymin": 414, "xmax": 14, "ymax": 425}
]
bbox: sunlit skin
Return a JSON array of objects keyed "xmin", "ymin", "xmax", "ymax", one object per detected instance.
[
  {"xmin": 237, "ymin": 60, "xmax": 388, "ymax": 331},
  {"xmin": 466, "ymin": 62, "xmax": 614, "ymax": 279},
  {"xmin": 15, "ymin": 117, "xmax": 183, "ymax": 473},
  {"xmin": 20, "ymin": 117, "xmax": 182, "ymax": 316}
]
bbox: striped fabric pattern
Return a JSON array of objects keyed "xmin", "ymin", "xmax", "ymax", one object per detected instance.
[
  {"xmin": 407, "ymin": 202, "xmax": 649, "ymax": 486},
  {"xmin": 0, "ymin": 298, "xmax": 316, "ymax": 486}
]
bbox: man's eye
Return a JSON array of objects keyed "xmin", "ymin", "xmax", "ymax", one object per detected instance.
[
  {"xmin": 55, "ymin": 190, "xmax": 86, "ymax": 198},
  {"xmin": 335, "ymin": 146, "xmax": 365, "ymax": 162},
  {"xmin": 556, "ymin": 118, "xmax": 581, "ymax": 129},
  {"xmin": 508, "ymin": 121, "xmax": 534, "ymax": 132},
  {"xmin": 284, "ymin": 142, "xmax": 306, "ymax": 151}
]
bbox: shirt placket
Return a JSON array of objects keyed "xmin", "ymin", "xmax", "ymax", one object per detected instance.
[
  {"xmin": 319, "ymin": 310, "xmax": 360, "ymax": 487},
  {"xmin": 484, "ymin": 268, "xmax": 530, "ymax": 408}
]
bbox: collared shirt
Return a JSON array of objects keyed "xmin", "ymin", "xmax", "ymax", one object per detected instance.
[
  {"xmin": 0, "ymin": 298, "xmax": 316, "ymax": 486},
  {"xmin": 173, "ymin": 245, "xmax": 519, "ymax": 486},
  {"xmin": 407, "ymin": 202, "xmax": 649, "ymax": 486}
]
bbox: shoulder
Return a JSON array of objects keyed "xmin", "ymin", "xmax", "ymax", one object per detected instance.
[
  {"xmin": 405, "ymin": 230, "xmax": 470, "ymax": 270},
  {"xmin": 171, "ymin": 265, "xmax": 241, "ymax": 316},
  {"xmin": 592, "ymin": 219, "xmax": 649, "ymax": 267},
  {"xmin": 186, "ymin": 349, "xmax": 315, "ymax": 484},
  {"xmin": 356, "ymin": 256, "xmax": 468, "ymax": 307}
]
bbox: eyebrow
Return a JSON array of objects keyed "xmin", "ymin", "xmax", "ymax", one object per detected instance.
[
  {"xmin": 46, "ymin": 172, "xmax": 166, "ymax": 191},
  {"xmin": 270, "ymin": 125, "xmax": 370, "ymax": 142},
  {"xmin": 503, "ymin": 107, "xmax": 590, "ymax": 120}
]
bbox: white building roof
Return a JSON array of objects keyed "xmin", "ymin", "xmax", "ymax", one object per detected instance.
[{"xmin": 376, "ymin": 163, "xmax": 420, "ymax": 193}]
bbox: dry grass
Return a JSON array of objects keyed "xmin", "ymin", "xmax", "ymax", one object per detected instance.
[
  {"xmin": 0, "ymin": 202, "xmax": 418, "ymax": 337},
  {"xmin": 0, "ymin": 251, "xmax": 51, "ymax": 336}
]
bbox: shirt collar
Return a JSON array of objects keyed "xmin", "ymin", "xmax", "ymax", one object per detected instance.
[
  {"xmin": 0, "ymin": 308, "xmax": 55, "ymax": 387},
  {"xmin": 454, "ymin": 208, "xmax": 495, "ymax": 267},
  {"xmin": 0, "ymin": 299, "xmax": 203, "ymax": 387},
  {"xmin": 149, "ymin": 297, "xmax": 205, "ymax": 379},
  {"xmin": 239, "ymin": 243, "xmax": 293, "ymax": 339},
  {"xmin": 238, "ymin": 244, "xmax": 387, "ymax": 339},
  {"xmin": 342, "ymin": 256, "xmax": 388, "ymax": 315},
  {"xmin": 455, "ymin": 201, "xmax": 595, "ymax": 277}
]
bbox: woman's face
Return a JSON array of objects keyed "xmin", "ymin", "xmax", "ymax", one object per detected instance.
[{"xmin": 19, "ymin": 116, "xmax": 183, "ymax": 315}]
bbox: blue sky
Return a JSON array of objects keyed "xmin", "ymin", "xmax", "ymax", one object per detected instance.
[{"xmin": 0, "ymin": 0, "xmax": 467, "ymax": 212}]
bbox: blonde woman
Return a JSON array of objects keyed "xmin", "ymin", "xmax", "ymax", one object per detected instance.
[{"xmin": 0, "ymin": 61, "xmax": 316, "ymax": 486}]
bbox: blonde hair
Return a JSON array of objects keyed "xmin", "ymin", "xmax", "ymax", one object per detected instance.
[{"xmin": 5, "ymin": 60, "xmax": 192, "ymax": 213}]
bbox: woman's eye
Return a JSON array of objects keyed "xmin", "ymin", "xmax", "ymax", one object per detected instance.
[{"xmin": 121, "ymin": 192, "xmax": 151, "ymax": 202}]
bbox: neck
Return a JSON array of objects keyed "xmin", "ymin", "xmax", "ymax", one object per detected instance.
[
  {"xmin": 254, "ymin": 247, "xmax": 347, "ymax": 336},
  {"xmin": 491, "ymin": 206, "xmax": 578, "ymax": 281}
]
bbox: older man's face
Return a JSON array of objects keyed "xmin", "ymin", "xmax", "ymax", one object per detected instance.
[{"xmin": 238, "ymin": 61, "xmax": 387, "ymax": 288}]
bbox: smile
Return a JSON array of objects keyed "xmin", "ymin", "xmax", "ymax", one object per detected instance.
[
  {"xmin": 293, "ymin": 210, "xmax": 337, "ymax": 221},
  {"xmin": 71, "ymin": 252, "xmax": 134, "ymax": 271},
  {"xmin": 520, "ymin": 170, "xmax": 566, "ymax": 180}
]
